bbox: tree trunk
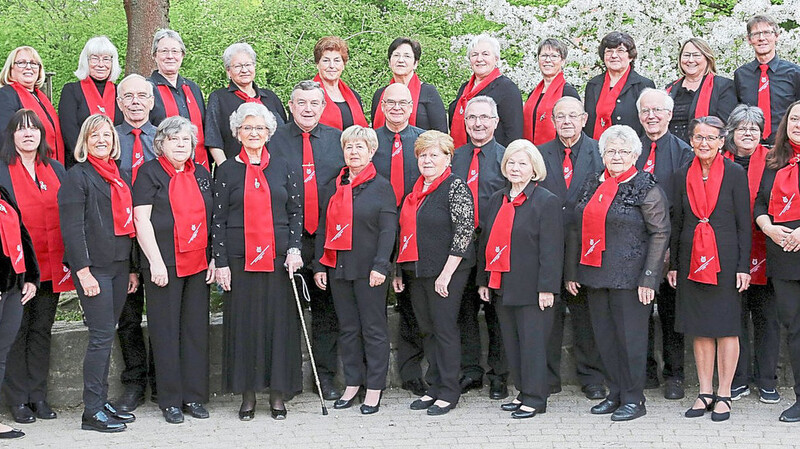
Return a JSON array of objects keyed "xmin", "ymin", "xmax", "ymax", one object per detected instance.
[{"xmin": 123, "ymin": 0, "xmax": 170, "ymax": 76}]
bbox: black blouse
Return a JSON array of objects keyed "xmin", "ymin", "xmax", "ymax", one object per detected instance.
[
  {"xmin": 371, "ymin": 82, "xmax": 448, "ymax": 132},
  {"xmin": 754, "ymin": 166, "xmax": 800, "ymax": 280}
]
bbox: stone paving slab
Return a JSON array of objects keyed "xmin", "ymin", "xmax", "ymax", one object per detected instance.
[{"xmin": 5, "ymin": 386, "xmax": 800, "ymax": 448}]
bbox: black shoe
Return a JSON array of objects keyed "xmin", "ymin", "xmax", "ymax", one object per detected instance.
[
  {"xmin": 500, "ymin": 401, "xmax": 521, "ymax": 412},
  {"xmin": 780, "ymin": 401, "xmax": 800, "ymax": 423},
  {"xmin": 711, "ymin": 396, "xmax": 731, "ymax": 422},
  {"xmin": 590, "ymin": 399, "xmax": 620, "ymax": 415},
  {"xmin": 333, "ymin": 391, "xmax": 362, "ymax": 410},
  {"xmin": 81, "ymin": 410, "xmax": 126, "ymax": 433},
  {"xmin": 549, "ymin": 384, "xmax": 562, "ymax": 395},
  {"xmin": 28, "ymin": 401, "xmax": 57, "ymax": 419},
  {"xmin": 182, "ymin": 402, "xmax": 209, "ymax": 419},
  {"xmin": 238, "ymin": 408, "xmax": 255, "ymax": 421},
  {"xmin": 664, "ymin": 379, "xmax": 685, "ymax": 400},
  {"xmin": 114, "ymin": 387, "xmax": 145, "ymax": 413},
  {"xmin": 685, "ymin": 393, "xmax": 715, "ymax": 418},
  {"xmin": 644, "ymin": 376, "xmax": 660, "ymax": 390},
  {"xmin": 162, "ymin": 406, "xmax": 184, "ymax": 424},
  {"xmin": 410, "ymin": 397, "xmax": 436, "ymax": 410},
  {"xmin": 104, "ymin": 402, "xmax": 135, "ymax": 423},
  {"xmin": 611, "ymin": 403, "xmax": 646, "ymax": 421},
  {"xmin": 314, "ymin": 378, "xmax": 341, "ymax": 401},
  {"xmin": 427, "ymin": 402, "xmax": 456, "ymax": 416},
  {"xmin": 489, "ymin": 379, "xmax": 508, "ymax": 400},
  {"xmin": 401, "ymin": 378, "xmax": 428, "ymax": 397},
  {"xmin": 360, "ymin": 394, "xmax": 381, "ymax": 415},
  {"xmin": 582, "ymin": 384, "xmax": 607, "ymax": 400},
  {"xmin": 511, "ymin": 406, "xmax": 544, "ymax": 419},
  {"xmin": 459, "ymin": 375, "xmax": 482, "ymax": 394},
  {"xmin": 271, "ymin": 406, "xmax": 287, "ymax": 420},
  {"xmin": 0, "ymin": 428, "xmax": 24, "ymax": 439},
  {"xmin": 9, "ymin": 404, "xmax": 35, "ymax": 424}
]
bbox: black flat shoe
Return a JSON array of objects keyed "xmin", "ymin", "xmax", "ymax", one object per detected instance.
[
  {"xmin": 271, "ymin": 406, "xmax": 287, "ymax": 420},
  {"xmin": 81, "ymin": 410, "xmax": 126, "ymax": 433},
  {"xmin": 685, "ymin": 393, "xmax": 715, "ymax": 418},
  {"xmin": 402, "ymin": 378, "xmax": 429, "ymax": 397},
  {"xmin": 500, "ymin": 401, "xmax": 521, "ymax": 412},
  {"xmin": 459, "ymin": 375, "xmax": 482, "ymax": 394},
  {"xmin": 182, "ymin": 402, "xmax": 209, "ymax": 419},
  {"xmin": 9, "ymin": 404, "xmax": 35, "ymax": 424},
  {"xmin": 162, "ymin": 406, "xmax": 184, "ymax": 424},
  {"xmin": 582, "ymin": 384, "xmax": 608, "ymax": 400},
  {"xmin": 333, "ymin": 392, "xmax": 362, "ymax": 410},
  {"xmin": 780, "ymin": 401, "xmax": 800, "ymax": 422},
  {"xmin": 427, "ymin": 402, "xmax": 456, "ymax": 416},
  {"xmin": 0, "ymin": 428, "xmax": 24, "ymax": 439},
  {"xmin": 611, "ymin": 403, "xmax": 646, "ymax": 421},
  {"xmin": 29, "ymin": 401, "xmax": 57, "ymax": 419},
  {"xmin": 360, "ymin": 403, "xmax": 380, "ymax": 415},
  {"xmin": 590, "ymin": 399, "xmax": 619, "ymax": 415},
  {"xmin": 489, "ymin": 379, "xmax": 509, "ymax": 400},
  {"xmin": 104, "ymin": 402, "xmax": 135, "ymax": 423},
  {"xmin": 711, "ymin": 396, "xmax": 731, "ymax": 422},
  {"xmin": 114, "ymin": 387, "xmax": 145, "ymax": 413},
  {"xmin": 239, "ymin": 399, "xmax": 256, "ymax": 421},
  {"xmin": 511, "ymin": 406, "xmax": 543, "ymax": 419},
  {"xmin": 314, "ymin": 380, "xmax": 342, "ymax": 401},
  {"xmin": 410, "ymin": 397, "xmax": 436, "ymax": 410},
  {"xmin": 664, "ymin": 379, "xmax": 685, "ymax": 400}
]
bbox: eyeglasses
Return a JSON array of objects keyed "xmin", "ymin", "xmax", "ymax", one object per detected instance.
[
  {"xmin": 390, "ymin": 52, "xmax": 415, "ymax": 60},
  {"xmin": 13, "ymin": 60, "xmax": 40, "ymax": 69},
  {"xmin": 554, "ymin": 113, "xmax": 585, "ymax": 122},
  {"xmin": 120, "ymin": 93, "xmax": 153, "ymax": 103},
  {"xmin": 691, "ymin": 134, "xmax": 722, "ymax": 143},
  {"xmin": 639, "ymin": 107, "xmax": 671, "ymax": 116},
  {"xmin": 749, "ymin": 30, "xmax": 776, "ymax": 39},
  {"xmin": 383, "ymin": 99, "xmax": 412, "ymax": 109},
  {"xmin": 157, "ymin": 49, "xmax": 183, "ymax": 56},
  {"xmin": 734, "ymin": 127, "xmax": 761, "ymax": 135},
  {"xmin": 231, "ymin": 62, "xmax": 254, "ymax": 73},
  {"xmin": 603, "ymin": 149, "xmax": 634, "ymax": 157},
  {"xmin": 89, "ymin": 55, "xmax": 113, "ymax": 65},
  {"xmin": 240, "ymin": 125, "xmax": 268, "ymax": 134},
  {"xmin": 680, "ymin": 52, "xmax": 704, "ymax": 60},
  {"xmin": 465, "ymin": 114, "xmax": 497, "ymax": 123},
  {"xmin": 538, "ymin": 53, "xmax": 561, "ymax": 61},
  {"xmin": 604, "ymin": 46, "xmax": 628, "ymax": 56}
]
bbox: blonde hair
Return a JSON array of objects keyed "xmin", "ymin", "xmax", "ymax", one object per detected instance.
[
  {"xmin": 341, "ymin": 125, "xmax": 378, "ymax": 151},
  {"xmin": 413, "ymin": 130, "xmax": 454, "ymax": 158},
  {"xmin": 74, "ymin": 114, "xmax": 121, "ymax": 162},
  {"xmin": 501, "ymin": 139, "xmax": 547, "ymax": 181},
  {"xmin": 0, "ymin": 46, "xmax": 46, "ymax": 89}
]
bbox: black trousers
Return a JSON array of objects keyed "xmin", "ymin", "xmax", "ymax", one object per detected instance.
[
  {"xmin": 0, "ymin": 288, "xmax": 23, "ymax": 398},
  {"xmin": 646, "ymin": 280, "xmax": 685, "ymax": 382},
  {"xmin": 770, "ymin": 279, "xmax": 800, "ymax": 397},
  {"xmin": 329, "ymin": 277, "xmax": 389, "ymax": 390},
  {"xmin": 116, "ymin": 283, "xmax": 156, "ymax": 393},
  {"xmin": 394, "ymin": 274, "xmax": 425, "ymax": 383},
  {"xmin": 547, "ymin": 285, "xmax": 605, "ymax": 388},
  {"xmin": 496, "ymin": 294, "xmax": 554, "ymax": 410},
  {"xmin": 408, "ymin": 269, "xmax": 468, "ymax": 404},
  {"xmin": 299, "ymin": 265, "xmax": 339, "ymax": 382},
  {"xmin": 3, "ymin": 282, "xmax": 58, "ymax": 404},
  {"xmin": 144, "ymin": 267, "xmax": 210, "ymax": 409},
  {"xmin": 734, "ymin": 282, "xmax": 780, "ymax": 390},
  {"xmin": 458, "ymin": 266, "xmax": 507, "ymax": 382},
  {"xmin": 587, "ymin": 287, "xmax": 651, "ymax": 405},
  {"xmin": 77, "ymin": 261, "xmax": 129, "ymax": 415}
]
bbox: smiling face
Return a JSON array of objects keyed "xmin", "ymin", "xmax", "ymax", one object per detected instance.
[
  {"xmin": 226, "ymin": 51, "xmax": 255, "ymax": 89},
  {"xmin": 638, "ymin": 91, "xmax": 672, "ymax": 139},
  {"xmin": 117, "ymin": 77, "xmax": 155, "ymax": 126},
  {"xmin": 381, "ymin": 84, "xmax": 413, "ymax": 130},
  {"xmin": 552, "ymin": 99, "xmax": 587, "ymax": 141},
  {"xmin": 602, "ymin": 138, "xmax": 636, "ymax": 177},
  {"xmin": 680, "ymin": 42, "xmax": 709, "ymax": 78},
  {"xmin": 161, "ymin": 130, "xmax": 193, "ymax": 166},
  {"xmin": 316, "ymin": 50, "xmax": 344, "ymax": 83},
  {"xmin": 13, "ymin": 122, "xmax": 41, "ymax": 155},
  {"xmin": 417, "ymin": 145, "xmax": 451, "ymax": 181},
  {"xmin": 10, "ymin": 49, "xmax": 40, "ymax": 90},
  {"xmin": 603, "ymin": 44, "xmax": 631, "ymax": 74},
  {"xmin": 464, "ymin": 101, "xmax": 498, "ymax": 146},
  {"xmin": 236, "ymin": 115, "xmax": 270, "ymax": 152},
  {"xmin": 748, "ymin": 21, "xmax": 778, "ymax": 59},
  {"xmin": 537, "ymin": 45, "xmax": 564, "ymax": 79},
  {"xmin": 732, "ymin": 121, "xmax": 762, "ymax": 154},
  {"xmin": 342, "ymin": 139, "xmax": 375, "ymax": 173},
  {"xmin": 288, "ymin": 88, "xmax": 325, "ymax": 132},
  {"xmin": 787, "ymin": 104, "xmax": 800, "ymax": 146},
  {"xmin": 154, "ymin": 37, "xmax": 184, "ymax": 77},
  {"xmin": 88, "ymin": 53, "xmax": 113, "ymax": 81},
  {"xmin": 469, "ymin": 41, "xmax": 498, "ymax": 80},
  {"xmin": 504, "ymin": 150, "xmax": 534, "ymax": 184},
  {"xmin": 690, "ymin": 123, "xmax": 724, "ymax": 163},
  {"xmin": 87, "ymin": 122, "xmax": 114, "ymax": 160},
  {"xmin": 389, "ymin": 43, "xmax": 418, "ymax": 79}
]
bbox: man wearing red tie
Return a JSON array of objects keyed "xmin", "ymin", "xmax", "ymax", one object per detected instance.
[
  {"xmin": 734, "ymin": 15, "xmax": 800, "ymax": 145},
  {"xmin": 113, "ymin": 73, "xmax": 158, "ymax": 412},
  {"xmin": 635, "ymin": 88, "xmax": 693, "ymax": 400},
  {"xmin": 451, "ymin": 96, "xmax": 508, "ymax": 400}
]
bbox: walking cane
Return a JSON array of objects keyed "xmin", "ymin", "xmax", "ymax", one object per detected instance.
[{"xmin": 291, "ymin": 272, "xmax": 329, "ymax": 415}]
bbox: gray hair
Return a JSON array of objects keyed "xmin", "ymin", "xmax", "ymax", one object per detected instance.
[
  {"xmin": 74, "ymin": 36, "xmax": 122, "ymax": 82},
  {"xmin": 117, "ymin": 73, "xmax": 154, "ymax": 97},
  {"xmin": 537, "ymin": 38, "xmax": 568, "ymax": 60},
  {"xmin": 636, "ymin": 88, "xmax": 674, "ymax": 112},
  {"xmin": 501, "ymin": 139, "xmax": 547, "ymax": 182},
  {"xmin": 151, "ymin": 29, "xmax": 186, "ymax": 56},
  {"xmin": 467, "ymin": 34, "xmax": 501, "ymax": 61},
  {"xmin": 222, "ymin": 42, "xmax": 256, "ymax": 70},
  {"xmin": 341, "ymin": 125, "xmax": 379, "ymax": 151},
  {"xmin": 465, "ymin": 95, "xmax": 498, "ymax": 118},
  {"xmin": 598, "ymin": 125, "xmax": 643, "ymax": 159},
  {"xmin": 290, "ymin": 80, "xmax": 326, "ymax": 103},
  {"xmin": 153, "ymin": 116, "xmax": 198, "ymax": 157},
  {"xmin": 724, "ymin": 104, "xmax": 765, "ymax": 153},
  {"xmin": 229, "ymin": 103, "xmax": 277, "ymax": 137}
]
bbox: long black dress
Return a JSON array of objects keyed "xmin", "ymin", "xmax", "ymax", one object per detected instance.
[
  {"xmin": 212, "ymin": 154, "xmax": 303, "ymax": 396},
  {"xmin": 672, "ymin": 158, "xmax": 751, "ymax": 338}
]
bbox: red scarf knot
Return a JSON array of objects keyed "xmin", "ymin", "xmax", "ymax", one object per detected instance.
[
  {"xmin": 313, "ymin": 74, "xmax": 368, "ymax": 130},
  {"xmin": 485, "ymin": 191, "xmax": 527, "ymax": 288},
  {"xmin": 592, "ymin": 66, "xmax": 631, "ymax": 140},
  {"xmin": 523, "ymin": 71, "xmax": 567, "ymax": 145},
  {"xmin": 768, "ymin": 143, "xmax": 800, "ymax": 223},
  {"xmin": 157, "ymin": 83, "xmax": 209, "ymax": 169},
  {"xmin": 686, "ymin": 154, "xmax": 724, "ymax": 285},
  {"xmin": 397, "ymin": 168, "xmax": 452, "ymax": 263},
  {"xmin": 87, "ymin": 155, "xmax": 135, "ymax": 237},
  {"xmin": 450, "ymin": 68, "xmax": 502, "ymax": 148}
]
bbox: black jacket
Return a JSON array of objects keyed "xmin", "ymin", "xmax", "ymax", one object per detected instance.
[
  {"xmin": 58, "ymin": 79, "xmax": 124, "ymax": 168},
  {"xmin": 584, "ymin": 69, "xmax": 655, "ymax": 138},
  {"xmin": 0, "ymin": 185, "xmax": 39, "ymax": 291},
  {"xmin": 371, "ymin": 82, "xmax": 448, "ymax": 132},
  {"xmin": 448, "ymin": 75, "xmax": 523, "ymax": 147},
  {"xmin": 665, "ymin": 74, "xmax": 737, "ymax": 142}
]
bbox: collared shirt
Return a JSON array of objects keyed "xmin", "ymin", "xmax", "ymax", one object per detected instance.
[
  {"xmin": 451, "ymin": 137, "xmax": 506, "ymax": 228},
  {"xmin": 637, "ymin": 131, "xmax": 692, "ymax": 207},
  {"xmin": 374, "ymin": 124, "xmax": 424, "ymax": 200},
  {"xmin": 734, "ymin": 55, "xmax": 800, "ymax": 144},
  {"xmin": 116, "ymin": 121, "xmax": 158, "ymax": 185},
  {"xmin": 148, "ymin": 70, "xmax": 206, "ymax": 127}
]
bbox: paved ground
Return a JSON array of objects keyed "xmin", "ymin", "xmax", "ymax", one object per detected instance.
[{"xmin": 5, "ymin": 385, "xmax": 800, "ymax": 448}]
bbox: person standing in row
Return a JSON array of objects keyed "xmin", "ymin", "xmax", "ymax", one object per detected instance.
[{"xmin": 313, "ymin": 36, "xmax": 368, "ymax": 131}]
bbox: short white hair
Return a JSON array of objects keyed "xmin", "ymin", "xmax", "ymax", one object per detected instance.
[
  {"xmin": 222, "ymin": 43, "xmax": 256, "ymax": 70},
  {"xmin": 467, "ymin": 34, "xmax": 501, "ymax": 61},
  {"xmin": 636, "ymin": 88, "xmax": 674, "ymax": 112},
  {"xmin": 465, "ymin": 95, "xmax": 498, "ymax": 118},
  {"xmin": 598, "ymin": 125, "xmax": 643, "ymax": 159},
  {"xmin": 152, "ymin": 29, "xmax": 186, "ymax": 56},
  {"xmin": 117, "ymin": 73, "xmax": 153, "ymax": 97},
  {"xmin": 229, "ymin": 103, "xmax": 277, "ymax": 138},
  {"xmin": 74, "ymin": 36, "xmax": 122, "ymax": 82}
]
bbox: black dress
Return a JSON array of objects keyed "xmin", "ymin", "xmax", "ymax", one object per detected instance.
[
  {"xmin": 672, "ymin": 159, "xmax": 751, "ymax": 338},
  {"xmin": 212, "ymin": 155, "xmax": 303, "ymax": 395}
]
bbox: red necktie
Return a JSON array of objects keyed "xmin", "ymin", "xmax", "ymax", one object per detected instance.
[
  {"xmin": 758, "ymin": 64, "xmax": 771, "ymax": 139},
  {"xmin": 302, "ymin": 132, "xmax": 318, "ymax": 234},
  {"xmin": 131, "ymin": 128, "xmax": 144, "ymax": 184},
  {"xmin": 643, "ymin": 142, "xmax": 656, "ymax": 174},
  {"xmin": 391, "ymin": 133, "xmax": 404, "ymax": 206},
  {"xmin": 467, "ymin": 147, "xmax": 480, "ymax": 228},
  {"xmin": 563, "ymin": 147, "xmax": 573, "ymax": 188}
]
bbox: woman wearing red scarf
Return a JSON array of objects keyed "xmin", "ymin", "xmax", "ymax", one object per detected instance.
[
  {"xmin": 392, "ymin": 130, "xmax": 474, "ymax": 416},
  {"xmin": 754, "ymin": 101, "xmax": 800, "ymax": 423},
  {"xmin": 584, "ymin": 32, "xmax": 655, "ymax": 140},
  {"xmin": 370, "ymin": 37, "xmax": 448, "ymax": 132},
  {"xmin": 132, "ymin": 117, "xmax": 214, "ymax": 424},
  {"xmin": 476, "ymin": 140, "xmax": 563, "ymax": 419},
  {"xmin": 0, "ymin": 110, "xmax": 70, "ymax": 426},
  {"xmin": 668, "ymin": 116, "xmax": 751, "ymax": 422},
  {"xmin": 312, "ymin": 36, "xmax": 368, "ymax": 131},
  {"xmin": 312, "ymin": 126, "xmax": 396, "ymax": 415},
  {"xmin": 58, "ymin": 36, "xmax": 124, "ymax": 169},
  {"xmin": 212, "ymin": 103, "xmax": 303, "ymax": 421},
  {"xmin": 58, "ymin": 114, "xmax": 139, "ymax": 432},
  {"xmin": 448, "ymin": 34, "xmax": 523, "ymax": 148},
  {"xmin": 665, "ymin": 38, "xmax": 737, "ymax": 144},
  {"xmin": 523, "ymin": 39, "xmax": 580, "ymax": 146},
  {"xmin": 0, "ymin": 46, "xmax": 64, "ymax": 165},
  {"xmin": 724, "ymin": 105, "xmax": 781, "ymax": 405},
  {"xmin": 565, "ymin": 125, "xmax": 670, "ymax": 422}
]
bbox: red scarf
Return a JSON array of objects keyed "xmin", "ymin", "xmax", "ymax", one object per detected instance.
[
  {"xmin": 157, "ymin": 156, "xmax": 208, "ymax": 277},
  {"xmin": 592, "ymin": 66, "xmax": 631, "ymax": 140},
  {"xmin": 580, "ymin": 166, "xmax": 637, "ymax": 267},
  {"xmin": 667, "ymin": 73, "xmax": 714, "ymax": 119},
  {"xmin": 79, "ymin": 78, "xmax": 116, "ymax": 122},
  {"xmin": 372, "ymin": 73, "xmax": 423, "ymax": 129},
  {"xmin": 87, "ymin": 155, "xmax": 135, "ymax": 237},
  {"xmin": 0, "ymin": 199, "xmax": 25, "ymax": 274},
  {"xmin": 233, "ymin": 87, "xmax": 262, "ymax": 104},
  {"xmin": 450, "ymin": 68, "xmax": 502, "ymax": 148},
  {"xmin": 313, "ymin": 74, "xmax": 368, "ymax": 130},
  {"xmin": 7, "ymin": 160, "xmax": 73, "ymax": 291},
  {"xmin": 320, "ymin": 163, "xmax": 377, "ymax": 267},
  {"xmin": 157, "ymin": 83, "xmax": 209, "ymax": 170},
  {"xmin": 397, "ymin": 168, "xmax": 452, "ymax": 263},
  {"xmin": 768, "ymin": 142, "xmax": 800, "ymax": 223},
  {"xmin": 523, "ymin": 72, "xmax": 566, "ymax": 145},
  {"xmin": 240, "ymin": 146, "xmax": 275, "ymax": 272},
  {"xmin": 10, "ymin": 82, "xmax": 64, "ymax": 164},
  {"xmin": 686, "ymin": 154, "xmax": 724, "ymax": 285},
  {"xmin": 485, "ymin": 191, "xmax": 527, "ymax": 288}
]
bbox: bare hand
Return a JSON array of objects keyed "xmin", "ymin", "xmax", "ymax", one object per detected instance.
[
  {"xmin": 478, "ymin": 286, "xmax": 491, "ymax": 302},
  {"xmin": 150, "ymin": 261, "xmax": 169, "ymax": 287},
  {"xmin": 638, "ymin": 286, "xmax": 655, "ymax": 305},
  {"xmin": 434, "ymin": 271, "xmax": 452, "ymax": 297},
  {"xmin": 763, "ymin": 223, "xmax": 793, "ymax": 247},
  {"xmin": 392, "ymin": 276, "xmax": 405, "ymax": 293},
  {"xmin": 77, "ymin": 267, "xmax": 100, "ymax": 297},
  {"xmin": 667, "ymin": 270, "xmax": 677, "ymax": 289},
  {"xmin": 565, "ymin": 280, "xmax": 580, "ymax": 296},
  {"xmin": 285, "ymin": 253, "xmax": 303, "ymax": 277},
  {"xmin": 314, "ymin": 272, "xmax": 327, "ymax": 290},
  {"xmin": 127, "ymin": 273, "xmax": 140, "ymax": 294},
  {"xmin": 538, "ymin": 292, "xmax": 554, "ymax": 310},
  {"xmin": 216, "ymin": 267, "xmax": 231, "ymax": 291},
  {"xmin": 736, "ymin": 272, "xmax": 751, "ymax": 293},
  {"xmin": 369, "ymin": 270, "xmax": 386, "ymax": 287},
  {"xmin": 20, "ymin": 282, "xmax": 36, "ymax": 304},
  {"xmin": 205, "ymin": 259, "xmax": 216, "ymax": 284},
  {"xmin": 783, "ymin": 228, "xmax": 800, "ymax": 252}
]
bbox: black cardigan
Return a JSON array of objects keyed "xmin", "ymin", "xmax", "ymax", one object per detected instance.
[
  {"xmin": 448, "ymin": 75, "xmax": 523, "ymax": 147},
  {"xmin": 584, "ymin": 69, "xmax": 655, "ymax": 138},
  {"xmin": 58, "ymin": 79, "xmax": 124, "ymax": 168},
  {"xmin": 0, "ymin": 185, "xmax": 39, "ymax": 291}
]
